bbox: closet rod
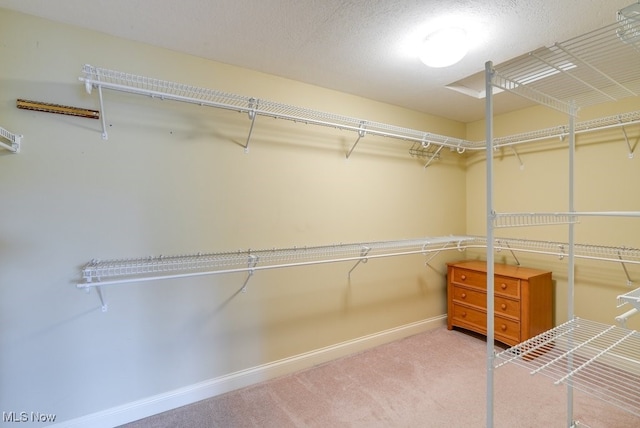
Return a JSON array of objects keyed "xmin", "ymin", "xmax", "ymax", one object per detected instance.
[{"xmin": 0, "ymin": 125, "xmax": 21, "ymax": 153}]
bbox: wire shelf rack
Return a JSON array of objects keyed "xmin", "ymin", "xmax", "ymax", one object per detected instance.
[
  {"xmin": 493, "ymin": 211, "xmax": 640, "ymax": 229},
  {"xmin": 79, "ymin": 64, "xmax": 472, "ymax": 151},
  {"xmin": 493, "ymin": 213, "xmax": 579, "ymax": 228},
  {"xmin": 494, "ymin": 317, "xmax": 640, "ymax": 417},
  {"xmin": 0, "ymin": 125, "xmax": 21, "ymax": 153},
  {"xmin": 487, "ymin": 110, "xmax": 640, "ymax": 149},
  {"xmin": 78, "ymin": 235, "xmax": 473, "ymax": 288},
  {"xmin": 492, "ymin": 16, "xmax": 640, "ymax": 116}
]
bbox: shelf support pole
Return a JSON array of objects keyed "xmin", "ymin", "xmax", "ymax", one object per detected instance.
[
  {"xmin": 485, "ymin": 61, "xmax": 496, "ymax": 428},
  {"xmin": 241, "ymin": 254, "xmax": 259, "ymax": 293},
  {"xmin": 346, "ymin": 121, "xmax": 366, "ymax": 159},
  {"xmin": 348, "ymin": 246, "xmax": 370, "ymax": 278}
]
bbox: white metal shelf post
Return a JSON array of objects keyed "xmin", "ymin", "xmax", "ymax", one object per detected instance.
[{"xmin": 484, "ymin": 60, "xmax": 496, "ymax": 428}]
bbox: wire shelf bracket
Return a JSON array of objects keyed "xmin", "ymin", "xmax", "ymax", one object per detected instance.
[{"xmin": 0, "ymin": 125, "xmax": 22, "ymax": 153}]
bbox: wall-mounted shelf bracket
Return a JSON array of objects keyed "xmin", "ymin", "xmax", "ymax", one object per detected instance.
[
  {"xmin": 422, "ymin": 240, "xmax": 454, "ymax": 266},
  {"xmin": 241, "ymin": 254, "xmax": 259, "ymax": 292},
  {"xmin": 346, "ymin": 121, "xmax": 366, "ymax": 159},
  {"xmin": 0, "ymin": 125, "xmax": 22, "ymax": 153},
  {"xmin": 511, "ymin": 146, "xmax": 524, "ymax": 170},
  {"xmin": 423, "ymin": 145, "xmax": 444, "ymax": 169},
  {"xmin": 618, "ymin": 117, "xmax": 636, "ymax": 159},
  {"xmin": 495, "ymin": 239, "xmax": 521, "ymax": 265},
  {"xmin": 347, "ymin": 246, "xmax": 370, "ymax": 278},
  {"xmin": 244, "ymin": 98, "xmax": 258, "ymax": 153},
  {"xmin": 618, "ymin": 250, "xmax": 634, "ymax": 286},
  {"xmin": 95, "ymin": 285, "xmax": 108, "ymax": 312}
]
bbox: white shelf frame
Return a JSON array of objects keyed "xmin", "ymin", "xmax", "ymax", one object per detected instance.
[
  {"xmin": 78, "ymin": 235, "xmax": 640, "ymax": 313},
  {"xmin": 494, "ymin": 318, "xmax": 640, "ymax": 417},
  {"xmin": 77, "ymin": 236, "xmax": 474, "ymax": 311},
  {"xmin": 485, "ymin": 8, "xmax": 640, "ymax": 427},
  {"xmin": 0, "ymin": 125, "xmax": 21, "ymax": 153},
  {"xmin": 78, "ymin": 64, "xmax": 640, "ymax": 163}
]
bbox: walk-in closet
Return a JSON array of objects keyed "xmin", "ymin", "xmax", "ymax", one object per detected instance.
[{"xmin": 1, "ymin": 1, "xmax": 639, "ymax": 427}]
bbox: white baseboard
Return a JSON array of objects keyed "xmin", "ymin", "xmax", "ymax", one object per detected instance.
[{"xmin": 52, "ymin": 315, "xmax": 446, "ymax": 428}]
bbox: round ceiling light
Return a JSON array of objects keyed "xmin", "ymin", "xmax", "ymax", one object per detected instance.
[{"xmin": 419, "ymin": 27, "xmax": 468, "ymax": 68}]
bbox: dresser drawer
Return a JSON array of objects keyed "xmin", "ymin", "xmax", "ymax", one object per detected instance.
[
  {"xmin": 452, "ymin": 268, "xmax": 521, "ymax": 299},
  {"xmin": 495, "ymin": 275, "xmax": 520, "ymax": 299},
  {"xmin": 451, "ymin": 286, "xmax": 520, "ymax": 319},
  {"xmin": 450, "ymin": 304, "xmax": 521, "ymax": 344},
  {"xmin": 452, "ymin": 268, "xmax": 486, "ymax": 288}
]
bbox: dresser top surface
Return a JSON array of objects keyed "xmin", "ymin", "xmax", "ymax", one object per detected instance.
[{"xmin": 447, "ymin": 260, "xmax": 552, "ymax": 280}]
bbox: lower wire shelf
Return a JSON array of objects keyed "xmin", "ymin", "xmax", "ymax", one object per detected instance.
[{"xmin": 494, "ymin": 318, "xmax": 640, "ymax": 417}]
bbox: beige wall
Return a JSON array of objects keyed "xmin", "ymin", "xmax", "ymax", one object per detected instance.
[{"xmin": 0, "ymin": 9, "xmax": 467, "ymax": 424}]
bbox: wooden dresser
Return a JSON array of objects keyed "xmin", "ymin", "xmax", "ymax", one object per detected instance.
[{"xmin": 447, "ymin": 260, "xmax": 553, "ymax": 346}]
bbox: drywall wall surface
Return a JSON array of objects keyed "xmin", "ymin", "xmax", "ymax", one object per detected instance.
[
  {"xmin": 464, "ymin": 97, "xmax": 640, "ymax": 329},
  {"xmin": 0, "ymin": 9, "xmax": 467, "ymax": 424}
]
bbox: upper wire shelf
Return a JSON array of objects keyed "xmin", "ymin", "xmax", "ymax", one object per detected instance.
[
  {"xmin": 491, "ymin": 15, "xmax": 640, "ymax": 116},
  {"xmin": 0, "ymin": 125, "xmax": 21, "ymax": 153},
  {"xmin": 492, "ymin": 211, "xmax": 640, "ymax": 228},
  {"xmin": 79, "ymin": 65, "xmax": 640, "ymax": 157},
  {"xmin": 494, "ymin": 317, "xmax": 640, "ymax": 417},
  {"xmin": 78, "ymin": 64, "xmax": 471, "ymax": 152}
]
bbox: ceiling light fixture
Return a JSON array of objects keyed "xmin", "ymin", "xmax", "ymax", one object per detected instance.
[{"xmin": 419, "ymin": 27, "xmax": 468, "ymax": 68}]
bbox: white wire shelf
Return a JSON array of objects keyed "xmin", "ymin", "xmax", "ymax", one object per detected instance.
[
  {"xmin": 78, "ymin": 235, "xmax": 473, "ymax": 288},
  {"xmin": 493, "ymin": 211, "xmax": 640, "ymax": 229},
  {"xmin": 494, "ymin": 317, "xmax": 640, "ymax": 417},
  {"xmin": 493, "ymin": 213, "xmax": 579, "ymax": 228},
  {"xmin": 486, "ymin": 110, "xmax": 640, "ymax": 150},
  {"xmin": 78, "ymin": 64, "xmax": 472, "ymax": 153},
  {"xmin": 0, "ymin": 125, "xmax": 21, "ymax": 153},
  {"xmin": 491, "ymin": 15, "xmax": 640, "ymax": 116},
  {"xmin": 79, "ymin": 65, "xmax": 640, "ymax": 157}
]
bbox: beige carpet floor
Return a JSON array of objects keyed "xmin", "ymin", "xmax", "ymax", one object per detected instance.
[{"xmin": 120, "ymin": 326, "xmax": 639, "ymax": 427}]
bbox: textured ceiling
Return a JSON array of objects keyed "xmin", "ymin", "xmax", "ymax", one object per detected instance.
[{"xmin": 0, "ymin": 0, "xmax": 635, "ymax": 122}]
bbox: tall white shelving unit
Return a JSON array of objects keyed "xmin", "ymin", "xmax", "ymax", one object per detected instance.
[{"xmin": 484, "ymin": 5, "xmax": 640, "ymax": 427}]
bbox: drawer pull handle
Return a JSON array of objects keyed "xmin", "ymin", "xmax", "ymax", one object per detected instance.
[
  {"xmin": 461, "ymin": 312, "xmax": 467, "ymax": 318},
  {"xmin": 461, "ymin": 293, "xmax": 467, "ymax": 299},
  {"xmin": 461, "ymin": 274, "xmax": 466, "ymax": 280},
  {"xmin": 500, "ymin": 324, "xmax": 507, "ymax": 331},
  {"xmin": 500, "ymin": 283, "xmax": 507, "ymax": 290},
  {"xmin": 501, "ymin": 303, "xmax": 507, "ymax": 310}
]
